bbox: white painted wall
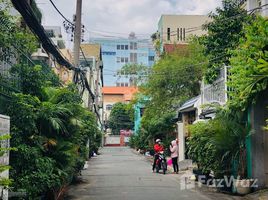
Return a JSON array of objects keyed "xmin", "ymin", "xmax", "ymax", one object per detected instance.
[
  {"xmin": 261, "ymin": 0, "xmax": 268, "ymax": 16},
  {"xmin": 177, "ymin": 122, "xmax": 185, "ymax": 162},
  {"xmin": 246, "ymin": 0, "xmax": 268, "ymax": 16},
  {"xmin": 105, "ymin": 135, "xmax": 120, "ymax": 145}
]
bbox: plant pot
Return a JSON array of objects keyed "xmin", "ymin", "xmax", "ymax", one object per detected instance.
[{"xmin": 234, "ymin": 179, "xmax": 253, "ymax": 195}]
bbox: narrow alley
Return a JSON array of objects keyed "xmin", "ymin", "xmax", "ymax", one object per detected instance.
[{"xmin": 66, "ymin": 147, "xmax": 241, "ymax": 200}]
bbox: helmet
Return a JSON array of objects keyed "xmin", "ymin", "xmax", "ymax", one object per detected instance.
[{"xmin": 156, "ymin": 139, "xmax": 161, "ymax": 143}]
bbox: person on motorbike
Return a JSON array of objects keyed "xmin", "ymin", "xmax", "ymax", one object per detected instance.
[{"xmin": 152, "ymin": 139, "xmax": 164, "ymax": 172}]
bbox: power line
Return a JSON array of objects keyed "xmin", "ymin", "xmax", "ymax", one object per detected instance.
[
  {"xmin": 47, "ymin": 1, "xmax": 268, "ymax": 40},
  {"xmin": 44, "ymin": 0, "xmax": 268, "ymax": 79},
  {"xmin": 48, "ymin": 0, "xmax": 73, "ymax": 25},
  {"xmin": 10, "ymin": 0, "xmax": 104, "ymax": 127}
]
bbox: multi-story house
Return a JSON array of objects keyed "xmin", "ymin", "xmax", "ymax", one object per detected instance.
[
  {"xmin": 102, "ymin": 86, "xmax": 138, "ymax": 123},
  {"xmin": 102, "ymin": 86, "xmax": 138, "ymax": 146},
  {"xmin": 80, "ymin": 44, "xmax": 104, "ymax": 127},
  {"xmin": 43, "ymin": 26, "xmax": 74, "ymax": 84},
  {"xmin": 32, "ymin": 26, "xmax": 74, "ymax": 85},
  {"xmin": 90, "ymin": 33, "xmax": 155, "ymax": 86},
  {"xmin": 157, "ymin": 15, "xmax": 210, "ymax": 53}
]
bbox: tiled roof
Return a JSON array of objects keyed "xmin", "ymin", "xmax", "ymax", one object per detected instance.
[
  {"xmin": 179, "ymin": 96, "xmax": 200, "ymax": 112},
  {"xmin": 102, "ymin": 86, "xmax": 138, "ymax": 101},
  {"xmin": 80, "ymin": 44, "xmax": 101, "ymax": 61}
]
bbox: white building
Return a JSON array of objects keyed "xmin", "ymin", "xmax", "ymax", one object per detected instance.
[
  {"xmin": 157, "ymin": 15, "xmax": 211, "ymax": 53},
  {"xmin": 241, "ymin": 0, "xmax": 268, "ymax": 16},
  {"xmin": 44, "ymin": 26, "xmax": 66, "ymax": 49}
]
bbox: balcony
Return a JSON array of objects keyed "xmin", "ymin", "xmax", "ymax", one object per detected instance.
[{"xmin": 201, "ymin": 67, "xmax": 228, "ymax": 106}]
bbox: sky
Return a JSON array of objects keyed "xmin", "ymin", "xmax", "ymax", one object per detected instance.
[{"xmin": 36, "ymin": 0, "xmax": 222, "ymax": 42}]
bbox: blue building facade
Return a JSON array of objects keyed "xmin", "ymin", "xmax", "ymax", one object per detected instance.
[
  {"xmin": 134, "ymin": 102, "xmax": 144, "ymax": 135},
  {"xmin": 90, "ymin": 34, "xmax": 155, "ymax": 86},
  {"xmin": 134, "ymin": 96, "xmax": 149, "ymax": 135}
]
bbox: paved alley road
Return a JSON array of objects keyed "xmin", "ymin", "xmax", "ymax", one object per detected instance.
[{"xmin": 66, "ymin": 147, "xmax": 240, "ymax": 200}]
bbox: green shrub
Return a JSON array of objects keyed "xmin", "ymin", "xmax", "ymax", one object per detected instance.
[{"xmin": 187, "ymin": 109, "xmax": 248, "ymax": 178}]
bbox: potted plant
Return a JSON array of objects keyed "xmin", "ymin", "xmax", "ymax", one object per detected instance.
[
  {"xmin": 233, "ymin": 146, "xmax": 254, "ymax": 195},
  {"xmin": 209, "ymin": 108, "xmax": 253, "ymax": 195}
]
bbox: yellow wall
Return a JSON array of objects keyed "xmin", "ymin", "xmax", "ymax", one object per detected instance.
[{"xmin": 53, "ymin": 49, "xmax": 74, "ymax": 84}]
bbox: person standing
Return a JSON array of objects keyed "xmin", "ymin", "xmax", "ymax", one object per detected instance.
[{"xmin": 170, "ymin": 140, "xmax": 179, "ymax": 173}]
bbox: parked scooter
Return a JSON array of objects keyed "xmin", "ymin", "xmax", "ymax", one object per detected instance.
[{"xmin": 155, "ymin": 151, "xmax": 167, "ymax": 174}]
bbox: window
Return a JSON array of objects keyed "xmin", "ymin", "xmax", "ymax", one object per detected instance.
[
  {"xmin": 148, "ymin": 56, "xmax": 154, "ymax": 61},
  {"xmin": 116, "ymin": 57, "xmax": 129, "ymax": 63},
  {"xmin": 130, "ymin": 53, "xmax": 137, "ymax": 63},
  {"xmin": 46, "ymin": 30, "xmax": 55, "ymax": 38},
  {"xmin": 177, "ymin": 28, "xmax": 180, "ymax": 41},
  {"xmin": 130, "ymin": 42, "xmax": 137, "ymax": 50},
  {"xmin": 106, "ymin": 104, "xmax": 113, "ymax": 111},
  {"xmin": 134, "ymin": 42, "xmax": 137, "ymax": 49},
  {"xmin": 102, "ymin": 51, "xmax": 116, "ymax": 55},
  {"xmin": 116, "ymin": 44, "xmax": 128, "ymax": 50},
  {"xmin": 167, "ymin": 28, "xmax": 170, "ymax": 41}
]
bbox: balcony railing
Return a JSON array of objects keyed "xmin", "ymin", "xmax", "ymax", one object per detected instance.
[{"xmin": 201, "ymin": 67, "xmax": 228, "ymax": 105}]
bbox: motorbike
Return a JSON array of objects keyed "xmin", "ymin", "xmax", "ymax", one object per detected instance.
[{"xmin": 155, "ymin": 151, "xmax": 167, "ymax": 174}]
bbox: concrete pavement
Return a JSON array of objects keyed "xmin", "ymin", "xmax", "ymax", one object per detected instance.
[{"xmin": 65, "ymin": 147, "xmax": 242, "ymax": 200}]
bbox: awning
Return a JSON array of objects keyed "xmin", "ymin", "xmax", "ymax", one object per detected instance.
[{"xmin": 179, "ymin": 96, "xmax": 200, "ymax": 112}]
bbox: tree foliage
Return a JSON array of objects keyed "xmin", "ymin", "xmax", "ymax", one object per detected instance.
[
  {"xmin": 0, "ymin": 1, "xmax": 37, "ymax": 61},
  {"xmin": 8, "ymin": 84, "xmax": 101, "ymax": 199},
  {"xmin": 108, "ymin": 102, "xmax": 134, "ymax": 135},
  {"xmin": 187, "ymin": 108, "xmax": 248, "ymax": 178},
  {"xmin": 117, "ymin": 63, "xmax": 150, "ymax": 86},
  {"xmin": 0, "ymin": 4, "xmax": 101, "ymax": 199},
  {"xmin": 143, "ymin": 38, "xmax": 206, "ymax": 115},
  {"xmin": 200, "ymin": 0, "xmax": 252, "ymax": 83},
  {"xmin": 228, "ymin": 16, "xmax": 268, "ymax": 110},
  {"xmin": 130, "ymin": 38, "xmax": 206, "ymax": 150}
]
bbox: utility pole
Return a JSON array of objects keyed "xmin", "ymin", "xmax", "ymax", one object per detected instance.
[{"xmin": 73, "ymin": 0, "xmax": 82, "ymax": 68}]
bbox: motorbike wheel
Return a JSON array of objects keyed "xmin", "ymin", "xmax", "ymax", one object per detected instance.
[
  {"xmin": 156, "ymin": 165, "xmax": 160, "ymax": 173},
  {"xmin": 162, "ymin": 163, "xmax": 166, "ymax": 174}
]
